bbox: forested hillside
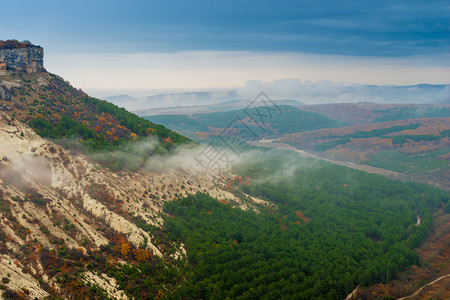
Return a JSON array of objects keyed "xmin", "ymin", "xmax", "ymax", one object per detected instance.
[
  {"xmin": 0, "ymin": 70, "xmax": 190, "ymax": 170},
  {"xmin": 162, "ymin": 150, "xmax": 449, "ymax": 299},
  {"xmin": 145, "ymin": 105, "xmax": 344, "ymax": 141}
]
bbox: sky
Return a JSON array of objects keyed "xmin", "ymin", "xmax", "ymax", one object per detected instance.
[{"xmin": 1, "ymin": 0, "xmax": 449, "ymax": 98}]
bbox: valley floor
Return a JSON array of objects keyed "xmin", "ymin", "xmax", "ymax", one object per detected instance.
[{"xmin": 250, "ymin": 139, "xmax": 409, "ymax": 181}]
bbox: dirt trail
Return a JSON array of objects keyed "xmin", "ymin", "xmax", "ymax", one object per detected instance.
[
  {"xmin": 397, "ymin": 274, "xmax": 450, "ymax": 300},
  {"xmin": 250, "ymin": 140, "xmax": 407, "ymax": 180},
  {"xmin": 416, "ymin": 215, "xmax": 421, "ymax": 226},
  {"xmin": 344, "ymin": 285, "xmax": 360, "ymax": 300}
]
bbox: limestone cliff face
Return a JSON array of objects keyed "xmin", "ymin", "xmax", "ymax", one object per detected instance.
[{"xmin": 0, "ymin": 46, "xmax": 44, "ymax": 73}]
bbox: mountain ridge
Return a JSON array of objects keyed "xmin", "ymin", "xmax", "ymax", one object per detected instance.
[{"xmin": 103, "ymin": 82, "xmax": 450, "ymax": 112}]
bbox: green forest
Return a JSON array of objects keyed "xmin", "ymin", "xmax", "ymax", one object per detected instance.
[
  {"xmin": 162, "ymin": 150, "xmax": 448, "ymax": 299},
  {"xmin": 145, "ymin": 105, "xmax": 344, "ymax": 140},
  {"xmin": 30, "ymin": 94, "xmax": 190, "ymax": 152}
]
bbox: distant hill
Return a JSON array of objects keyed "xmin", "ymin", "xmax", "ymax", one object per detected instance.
[
  {"xmin": 439, "ymin": 98, "xmax": 450, "ymax": 105},
  {"xmin": 141, "ymin": 90, "xmax": 239, "ymax": 106},
  {"xmin": 105, "ymin": 90, "xmax": 240, "ymax": 111},
  {"xmin": 279, "ymin": 118, "xmax": 450, "ymax": 189},
  {"xmin": 134, "ymin": 99, "xmax": 304, "ymax": 116},
  {"xmin": 144, "ymin": 105, "xmax": 343, "ymax": 141},
  {"xmin": 104, "ymin": 94, "xmax": 139, "ymax": 107},
  {"xmin": 104, "ymin": 82, "xmax": 450, "ymax": 115},
  {"xmin": 299, "ymin": 103, "xmax": 450, "ymax": 125},
  {"xmin": 266, "ymin": 82, "xmax": 450, "ymax": 104}
]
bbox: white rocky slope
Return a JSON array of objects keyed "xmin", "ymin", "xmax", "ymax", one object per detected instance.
[{"xmin": 0, "ymin": 112, "xmax": 261, "ymax": 298}]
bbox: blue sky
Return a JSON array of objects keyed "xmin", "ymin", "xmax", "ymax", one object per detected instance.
[{"xmin": 1, "ymin": 0, "xmax": 449, "ymax": 96}]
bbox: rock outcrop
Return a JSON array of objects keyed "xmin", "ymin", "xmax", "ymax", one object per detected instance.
[
  {"xmin": 0, "ymin": 86, "xmax": 12, "ymax": 101},
  {"xmin": 0, "ymin": 41, "xmax": 44, "ymax": 73}
]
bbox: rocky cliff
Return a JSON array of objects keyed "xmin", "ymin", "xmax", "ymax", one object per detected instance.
[{"xmin": 0, "ymin": 41, "xmax": 44, "ymax": 73}]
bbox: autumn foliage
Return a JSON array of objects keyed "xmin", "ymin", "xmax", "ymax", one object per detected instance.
[
  {"xmin": 0, "ymin": 39, "xmax": 38, "ymax": 49},
  {"xmin": 281, "ymin": 118, "xmax": 450, "ymax": 165}
]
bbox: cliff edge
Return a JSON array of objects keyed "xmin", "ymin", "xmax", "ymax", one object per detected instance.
[{"xmin": 0, "ymin": 40, "xmax": 44, "ymax": 73}]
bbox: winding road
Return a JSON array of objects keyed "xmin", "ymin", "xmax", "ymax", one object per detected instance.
[{"xmin": 249, "ymin": 139, "xmax": 407, "ymax": 180}]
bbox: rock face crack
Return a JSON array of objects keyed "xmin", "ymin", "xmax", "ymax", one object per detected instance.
[{"xmin": 0, "ymin": 47, "xmax": 45, "ymax": 73}]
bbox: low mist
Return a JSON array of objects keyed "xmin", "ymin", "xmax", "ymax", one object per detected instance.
[
  {"xmin": 103, "ymin": 79, "xmax": 450, "ymax": 112},
  {"xmin": 89, "ymin": 137, "xmax": 242, "ymax": 177},
  {"xmin": 0, "ymin": 155, "xmax": 52, "ymax": 188},
  {"xmin": 236, "ymin": 79, "xmax": 450, "ymax": 104}
]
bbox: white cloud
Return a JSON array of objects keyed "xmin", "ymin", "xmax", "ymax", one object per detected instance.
[{"xmin": 44, "ymin": 50, "xmax": 450, "ymax": 99}]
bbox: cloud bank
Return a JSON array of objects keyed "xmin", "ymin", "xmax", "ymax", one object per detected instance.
[
  {"xmin": 235, "ymin": 79, "xmax": 450, "ymax": 104},
  {"xmin": 46, "ymin": 51, "xmax": 450, "ymax": 99}
]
